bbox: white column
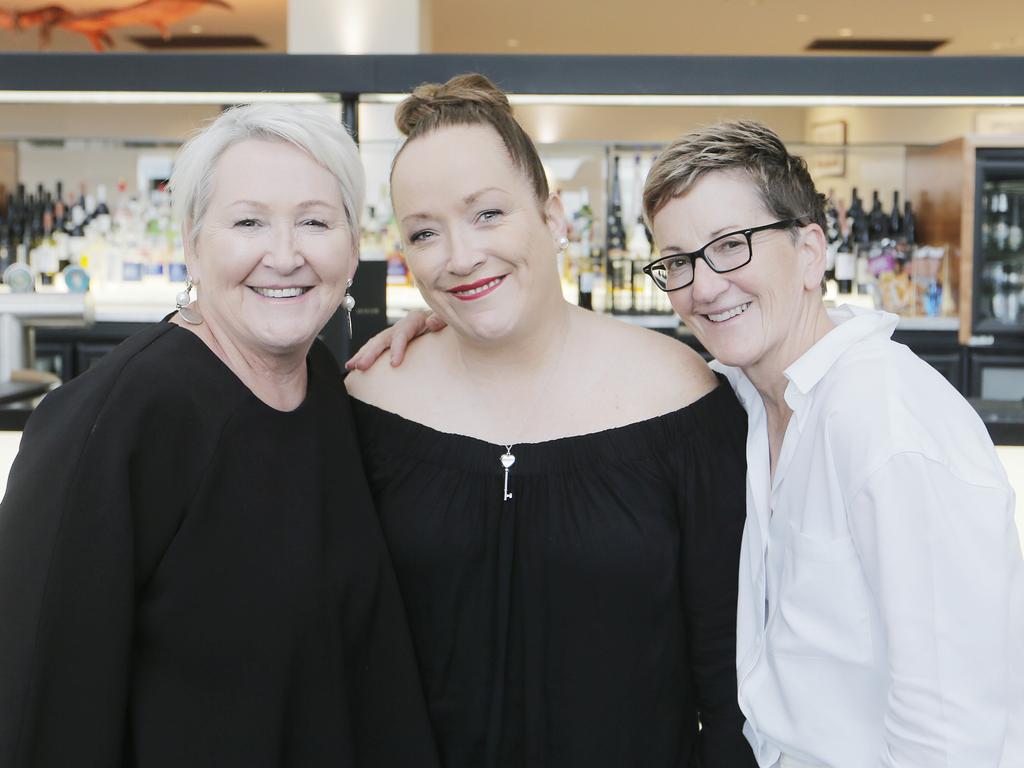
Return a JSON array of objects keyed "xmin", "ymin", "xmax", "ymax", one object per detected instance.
[{"xmin": 287, "ymin": 0, "xmax": 427, "ymax": 54}]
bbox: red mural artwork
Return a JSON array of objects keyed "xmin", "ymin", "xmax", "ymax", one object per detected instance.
[{"xmin": 0, "ymin": 0, "xmax": 233, "ymax": 51}]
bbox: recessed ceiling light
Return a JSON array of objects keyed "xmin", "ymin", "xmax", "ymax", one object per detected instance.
[
  {"xmin": 506, "ymin": 38, "xmax": 520, "ymax": 48},
  {"xmin": 922, "ymin": 13, "xmax": 935, "ymax": 22},
  {"xmin": 838, "ymin": 27, "xmax": 853, "ymax": 37},
  {"xmin": 190, "ymin": 24, "xmax": 202, "ymax": 34},
  {"xmin": 796, "ymin": 13, "xmax": 810, "ymax": 22}
]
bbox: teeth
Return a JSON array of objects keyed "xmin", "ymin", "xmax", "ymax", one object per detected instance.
[
  {"xmin": 454, "ymin": 277, "xmax": 502, "ymax": 296},
  {"xmin": 252, "ymin": 287, "xmax": 308, "ymax": 299},
  {"xmin": 707, "ymin": 302, "xmax": 751, "ymax": 323}
]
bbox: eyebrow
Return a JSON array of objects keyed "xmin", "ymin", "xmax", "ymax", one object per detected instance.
[
  {"xmin": 463, "ymin": 187, "xmax": 507, "ymax": 205},
  {"xmin": 401, "ymin": 187, "xmax": 510, "ymax": 226},
  {"xmin": 662, "ymin": 223, "xmax": 742, "ymax": 253},
  {"xmin": 228, "ymin": 199, "xmax": 337, "ymax": 209}
]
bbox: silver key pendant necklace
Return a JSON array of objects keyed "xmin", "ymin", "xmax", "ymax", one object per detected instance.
[
  {"xmin": 492, "ymin": 317, "xmax": 571, "ymax": 503},
  {"xmin": 500, "ymin": 447, "xmax": 515, "ymax": 500}
]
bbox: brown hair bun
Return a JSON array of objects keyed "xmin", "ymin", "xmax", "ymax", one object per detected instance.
[
  {"xmin": 392, "ymin": 72, "xmax": 549, "ymax": 203},
  {"xmin": 395, "ymin": 74, "xmax": 512, "ymax": 137}
]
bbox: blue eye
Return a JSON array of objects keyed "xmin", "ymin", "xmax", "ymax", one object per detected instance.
[
  {"xmin": 477, "ymin": 209, "xmax": 503, "ymax": 224},
  {"xmin": 409, "ymin": 230, "xmax": 436, "ymax": 244}
]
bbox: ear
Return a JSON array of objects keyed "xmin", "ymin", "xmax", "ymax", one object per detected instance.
[
  {"xmin": 542, "ymin": 193, "xmax": 568, "ymax": 246},
  {"xmin": 347, "ymin": 247, "xmax": 360, "ymax": 284},
  {"xmin": 182, "ymin": 221, "xmax": 201, "ymax": 284},
  {"xmin": 797, "ymin": 222, "xmax": 828, "ymax": 292}
]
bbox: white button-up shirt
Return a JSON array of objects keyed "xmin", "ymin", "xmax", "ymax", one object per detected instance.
[{"xmin": 712, "ymin": 305, "xmax": 1024, "ymax": 768}]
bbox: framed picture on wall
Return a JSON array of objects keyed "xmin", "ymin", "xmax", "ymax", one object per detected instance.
[{"xmin": 809, "ymin": 120, "xmax": 847, "ymax": 178}]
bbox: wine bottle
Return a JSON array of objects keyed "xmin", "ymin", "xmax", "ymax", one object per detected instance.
[
  {"xmin": 846, "ymin": 189, "xmax": 863, "ymax": 234},
  {"xmin": 903, "ymin": 201, "xmax": 917, "ymax": 246},
  {"xmin": 889, "ymin": 191, "xmax": 903, "ymax": 240},
  {"xmin": 868, "ymin": 190, "xmax": 888, "ymax": 242},
  {"xmin": 835, "ymin": 229, "xmax": 855, "ymax": 294}
]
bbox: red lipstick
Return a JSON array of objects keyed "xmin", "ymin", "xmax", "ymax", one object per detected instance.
[{"xmin": 447, "ymin": 275, "xmax": 507, "ymax": 301}]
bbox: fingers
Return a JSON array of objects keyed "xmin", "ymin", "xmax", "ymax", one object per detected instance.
[
  {"xmin": 424, "ymin": 313, "xmax": 448, "ymax": 333},
  {"xmin": 386, "ymin": 309, "xmax": 432, "ymax": 367},
  {"xmin": 344, "ymin": 309, "xmax": 446, "ymax": 371},
  {"xmin": 345, "ymin": 327, "xmax": 394, "ymax": 371}
]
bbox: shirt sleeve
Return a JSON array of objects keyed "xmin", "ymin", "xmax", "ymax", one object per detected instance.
[
  {"xmin": 679, "ymin": 388, "xmax": 758, "ymax": 767},
  {"xmin": 846, "ymin": 452, "xmax": 1020, "ymax": 767},
  {"xmin": 0, "ymin": 387, "xmax": 138, "ymax": 767}
]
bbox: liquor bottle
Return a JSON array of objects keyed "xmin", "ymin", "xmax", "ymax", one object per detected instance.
[
  {"xmin": 627, "ymin": 155, "xmax": 651, "ymax": 313},
  {"xmin": 606, "ymin": 155, "xmax": 630, "ymax": 313},
  {"xmin": 573, "ymin": 188, "xmax": 595, "ymax": 309},
  {"xmin": 29, "ymin": 206, "xmax": 59, "ymax": 287},
  {"xmin": 0, "ymin": 226, "xmax": 11, "ymax": 275},
  {"xmin": 824, "ymin": 193, "xmax": 842, "ymax": 285},
  {"xmin": 889, "ymin": 191, "xmax": 903, "ymax": 240},
  {"xmin": 92, "ymin": 184, "xmax": 112, "ymax": 234},
  {"xmin": 578, "ymin": 246, "xmax": 595, "ymax": 311}
]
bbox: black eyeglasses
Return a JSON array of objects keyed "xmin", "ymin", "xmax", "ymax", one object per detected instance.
[{"xmin": 642, "ymin": 217, "xmax": 811, "ymax": 292}]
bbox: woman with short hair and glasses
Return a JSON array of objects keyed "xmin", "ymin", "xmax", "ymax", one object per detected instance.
[
  {"xmin": 643, "ymin": 120, "xmax": 1023, "ymax": 768},
  {"xmin": 360, "ymin": 117, "xmax": 1023, "ymax": 768},
  {"xmin": 344, "ymin": 73, "xmax": 755, "ymax": 767}
]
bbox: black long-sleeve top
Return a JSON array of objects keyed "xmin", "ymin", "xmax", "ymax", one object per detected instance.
[{"xmin": 0, "ymin": 322, "xmax": 439, "ymax": 768}]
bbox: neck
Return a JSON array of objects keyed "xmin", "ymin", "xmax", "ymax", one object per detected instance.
[
  {"xmin": 743, "ymin": 296, "xmax": 834, "ymax": 414},
  {"xmin": 175, "ymin": 315, "xmax": 309, "ymax": 411},
  {"xmin": 452, "ymin": 299, "xmax": 574, "ymax": 389}
]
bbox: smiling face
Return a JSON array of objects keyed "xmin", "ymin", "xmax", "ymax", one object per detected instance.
[
  {"xmin": 187, "ymin": 138, "xmax": 355, "ymax": 361},
  {"xmin": 651, "ymin": 169, "xmax": 825, "ymax": 378},
  {"xmin": 390, "ymin": 124, "xmax": 566, "ymax": 344}
]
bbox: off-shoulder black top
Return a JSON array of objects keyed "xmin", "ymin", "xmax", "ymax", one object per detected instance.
[{"xmin": 352, "ymin": 378, "xmax": 755, "ymax": 768}]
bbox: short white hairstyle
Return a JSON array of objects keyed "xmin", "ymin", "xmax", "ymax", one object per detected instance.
[{"xmin": 170, "ymin": 103, "xmax": 365, "ymax": 251}]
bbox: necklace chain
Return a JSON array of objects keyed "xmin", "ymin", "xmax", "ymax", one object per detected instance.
[{"xmin": 494, "ymin": 318, "xmax": 572, "ymax": 503}]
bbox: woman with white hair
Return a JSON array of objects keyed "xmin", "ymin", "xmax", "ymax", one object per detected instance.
[{"xmin": 0, "ymin": 105, "xmax": 439, "ymax": 768}]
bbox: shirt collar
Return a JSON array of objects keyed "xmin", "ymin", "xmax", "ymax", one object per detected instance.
[
  {"xmin": 784, "ymin": 304, "xmax": 898, "ymax": 396},
  {"xmin": 709, "ymin": 304, "xmax": 899, "ymax": 424}
]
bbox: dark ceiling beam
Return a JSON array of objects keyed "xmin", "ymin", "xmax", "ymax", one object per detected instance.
[{"xmin": 0, "ymin": 53, "xmax": 1021, "ymax": 97}]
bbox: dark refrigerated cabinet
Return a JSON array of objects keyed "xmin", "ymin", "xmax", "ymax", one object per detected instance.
[
  {"xmin": 974, "ymin": 149, "xmax": 1024, "ymax": 336},
  {"xmin": 970, "ymin": 149, "xmax": 1024, "ymax": 402}
]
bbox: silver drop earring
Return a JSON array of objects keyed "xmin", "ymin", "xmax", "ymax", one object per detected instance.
[
  {"xmin": 175, "ymin": 277, "xmax": 203, "ymax": 325},
  {"xmin": 343, "ymin": 279, "xmax": 356, "ymax": 338}
]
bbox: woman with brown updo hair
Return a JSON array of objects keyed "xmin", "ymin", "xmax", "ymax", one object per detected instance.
[{"xmin": 346, "ymin": 74, "xmax": 755, "ymax": 767}]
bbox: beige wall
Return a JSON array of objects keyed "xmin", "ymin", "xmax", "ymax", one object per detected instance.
[
  {"xmin": 514, "ymin": 105, "xmax": 808, "ymax": 144},
  {"xmin": 0, "ymin": 104, "xmax": 220, "ymax": 142}
]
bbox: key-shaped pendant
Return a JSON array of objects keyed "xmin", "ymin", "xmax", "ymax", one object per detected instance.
[{"xmin": 500, "ymin": 448, "xmax": 515, "ymax": 501}]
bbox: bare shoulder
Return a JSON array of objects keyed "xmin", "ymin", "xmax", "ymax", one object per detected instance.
[
  {"xmin": 344, "ymin": 329, "xmax": 447, "ymax": 410},
  {"xmin": 575, "ymin": 310, "xmax": 717, "ymax": 415}
]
